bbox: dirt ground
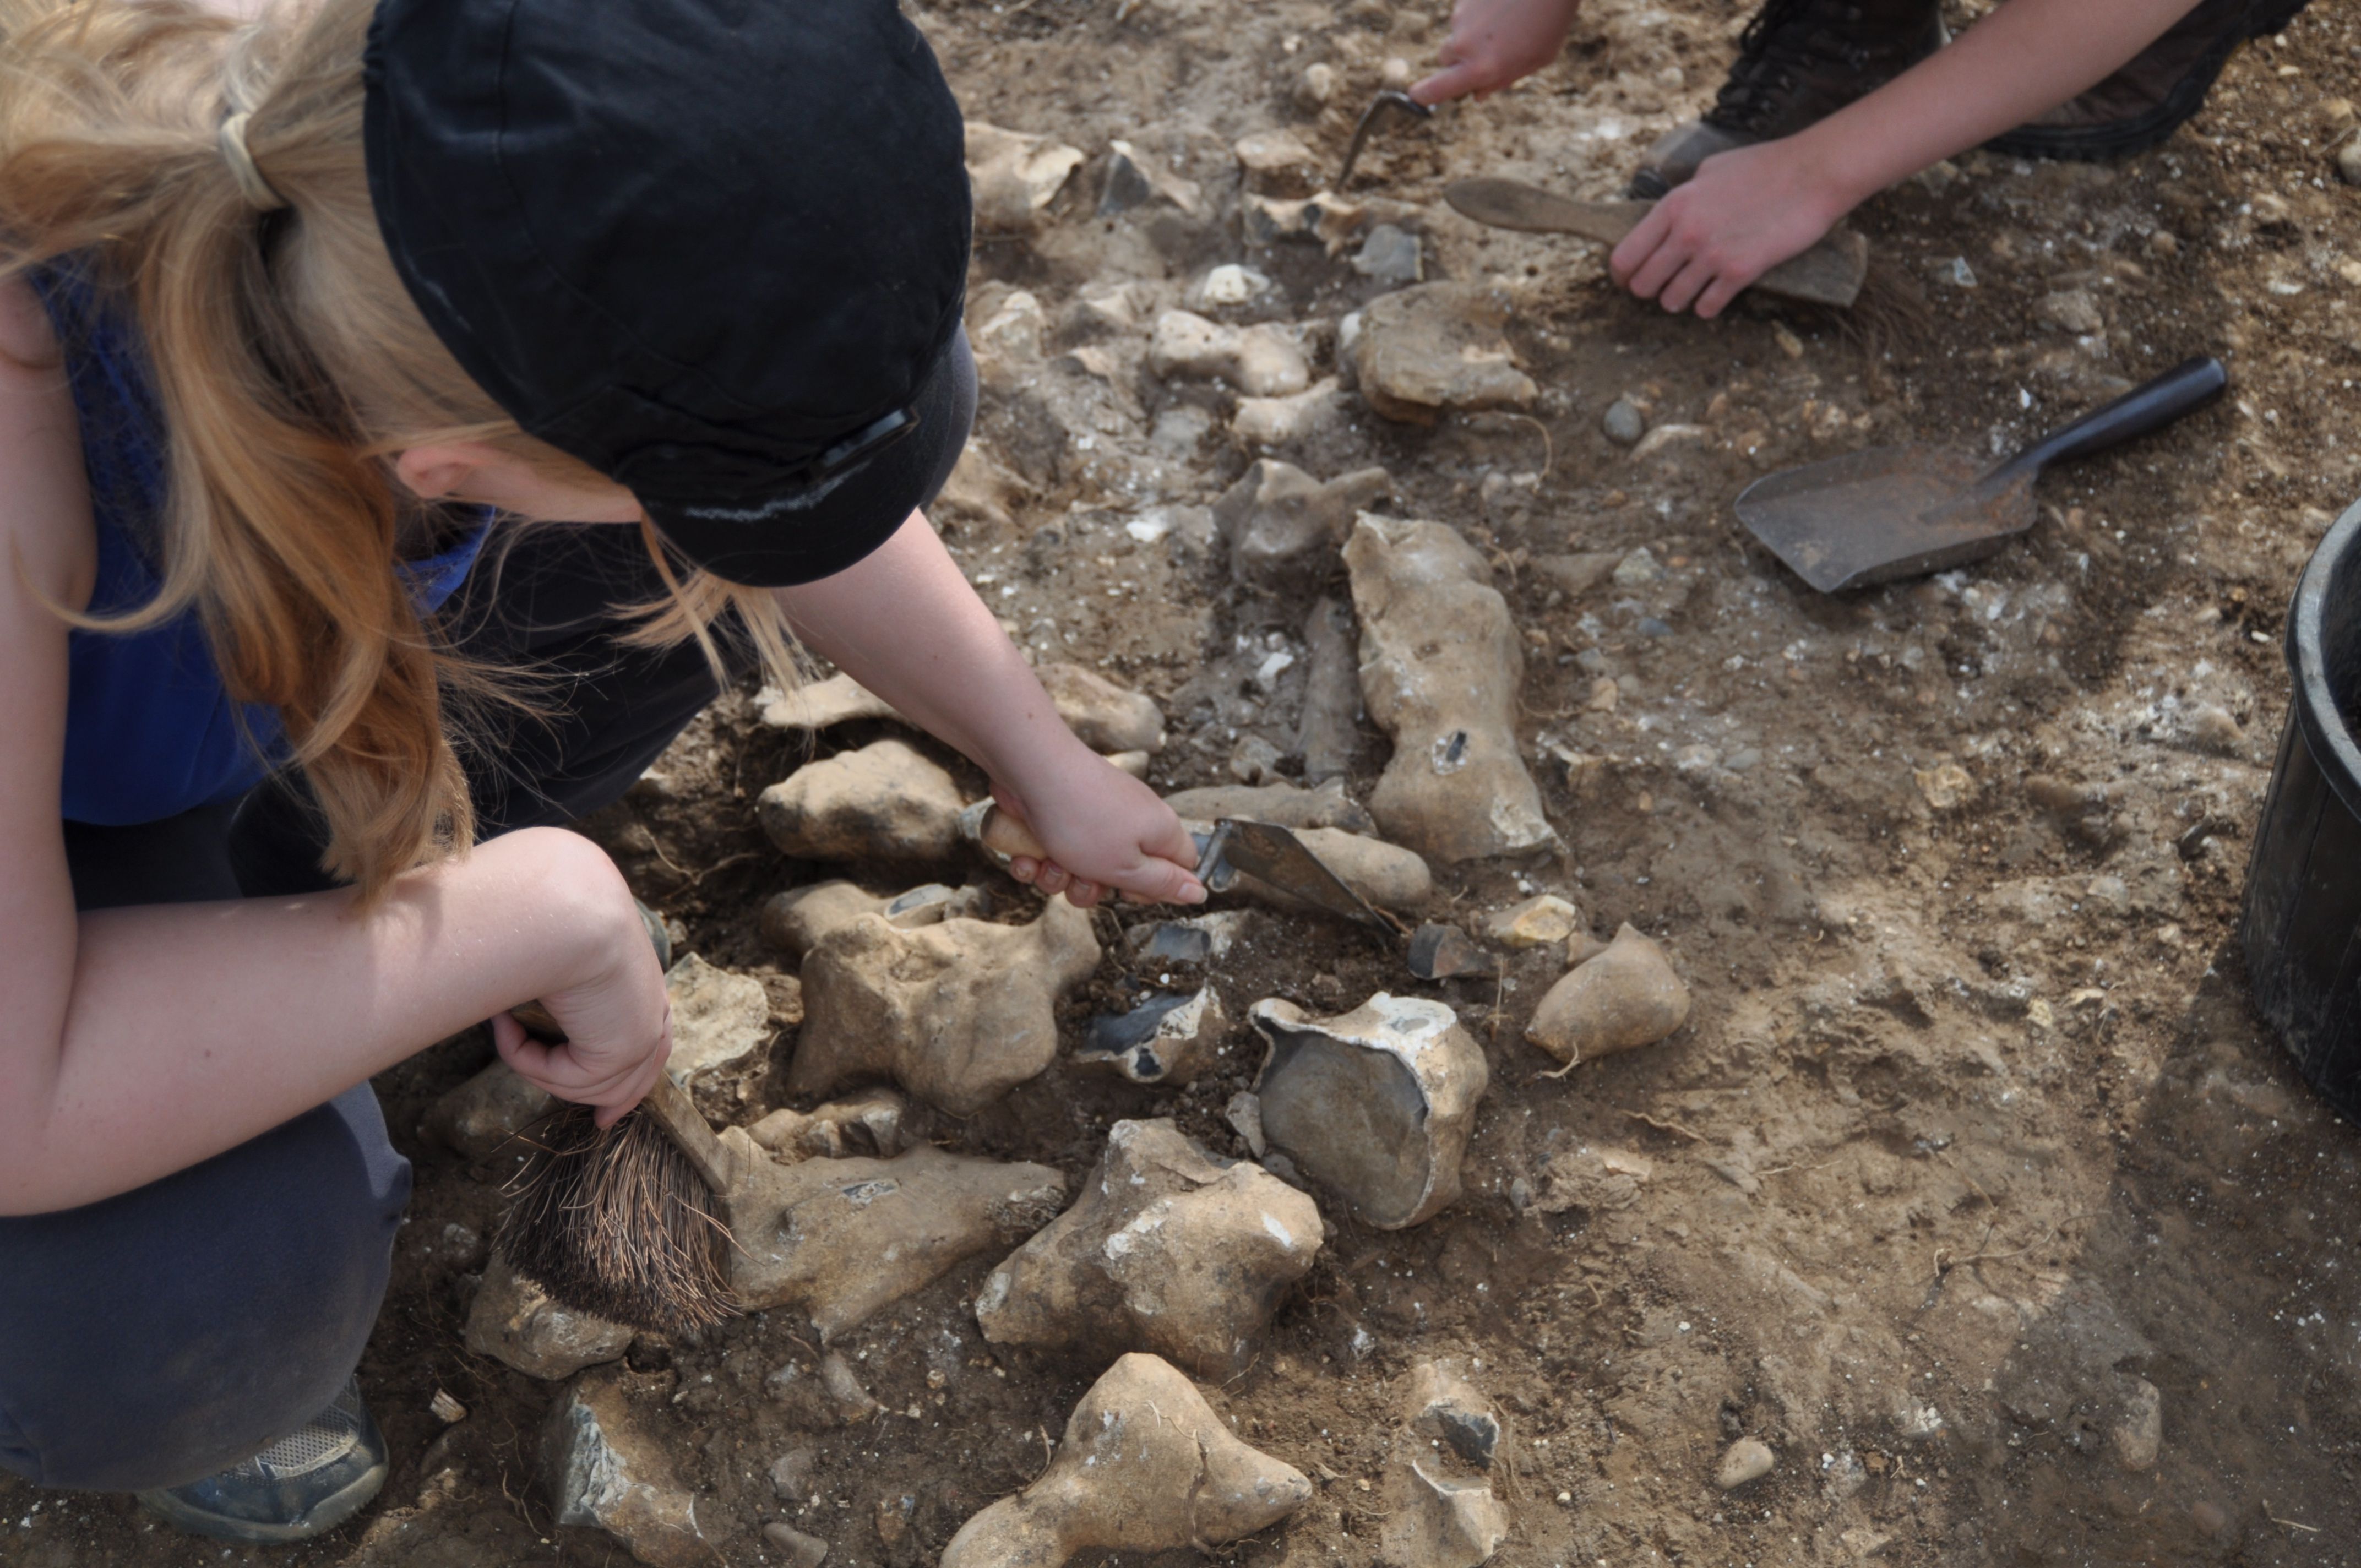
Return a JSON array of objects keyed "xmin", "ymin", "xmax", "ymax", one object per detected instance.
[{"xmin": 9, "ymin": 1, "xmax": 2361, "ymax": 1564}]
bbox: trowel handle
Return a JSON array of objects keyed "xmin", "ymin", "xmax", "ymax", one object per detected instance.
[
  {"xmin": 1998, "ymin": 356, "xmax": 2226, "ymax": 483},
  {"xmin": 976, "ymin": 804, "xmax": 1049, "ymax": 863}
]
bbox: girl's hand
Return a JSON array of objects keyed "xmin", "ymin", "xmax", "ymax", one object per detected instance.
[
  {"xmin": 490, "ymin": 875, "xmax": 674, "ymax": 1126},
  {"xmin": 1609, "ymin": 139, "xmax": 1854, "ymax": 319},
  {"xmin": 990, "ymin": 754, "xmax": 1205, "ymax": 910},
  {"xmin": 1413, "ymin": 0, "xmax": 1583, "ymax": 104}
]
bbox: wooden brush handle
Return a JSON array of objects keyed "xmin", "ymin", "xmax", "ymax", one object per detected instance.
[
  {"xmin": 509, "ymin": 1000, "xmax": 737, "ymax": 1197},
  {"xmin": 976, "ymin": 804, "xmax": 1050, "ymax": 863}
]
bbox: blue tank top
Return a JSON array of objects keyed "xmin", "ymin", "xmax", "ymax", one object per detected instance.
[{"xmin": 33, "ymin": 266, "xmax": 489, "ymax": 826}]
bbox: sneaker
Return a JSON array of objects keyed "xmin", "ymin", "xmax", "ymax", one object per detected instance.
[
  {"xmin": 135, "ymin": 1377, "xmax": 389, "ymax": 1543},
  {"xmin": 1628, "ymin": 0, "xmax": 1946, "ymax": 198},
  {"xmin": 1986, "ymin": 0, "xmax": 2314, "ymax": 161}
]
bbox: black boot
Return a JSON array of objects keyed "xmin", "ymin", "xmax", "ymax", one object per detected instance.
[
  {"xmin": 1628, "ymin": 0, "xmax": 1946, "ymax": 198},
  {"xmin": 1988, "ymin": 0, "xmax": 2314, "ymax": 161}
]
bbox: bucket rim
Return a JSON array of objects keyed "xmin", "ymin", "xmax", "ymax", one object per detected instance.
[{"xmin": 2286, "ymin": 493, "xmax": 2361, "ymax": 822}]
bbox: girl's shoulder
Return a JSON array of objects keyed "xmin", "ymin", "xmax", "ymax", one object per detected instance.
[
  {"xmin": 0, "ymin": 273, "xmax": 61, "ymax": 370},
  {"xmin": 0, "ymin": 270, "xmax": 94, "ymax": 611}
]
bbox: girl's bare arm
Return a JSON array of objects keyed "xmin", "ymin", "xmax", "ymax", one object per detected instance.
[
  {"xmin": 0, "ymin": 279, "xmax": 668, "ymax": 1216},
  {"xmin": 770, "ymin": 511, "xmax": 1204, "ymax": 907}
]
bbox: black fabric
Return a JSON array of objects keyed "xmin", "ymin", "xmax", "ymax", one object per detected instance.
[
  {"xmin": 363, "ymin": 0, "xmax": 972, "ymax": 586},
  {"xmin": 0, "ymin": 811, "xmax": 409, "ymax": 1492}
]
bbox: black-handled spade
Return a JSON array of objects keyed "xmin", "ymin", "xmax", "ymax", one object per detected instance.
[{"xmin": 1736, "ymin": 356, "xmax": 2228, "ymax": 593}]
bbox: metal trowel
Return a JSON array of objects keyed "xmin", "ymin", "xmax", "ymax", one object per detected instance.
[
  {"xmin": 1736, "ymin": 356, "xmax": 2226, "ymax": 593},
  {"xmin": 1443, "ymin": 178, "xmax": 1868, "ymax": 309}
]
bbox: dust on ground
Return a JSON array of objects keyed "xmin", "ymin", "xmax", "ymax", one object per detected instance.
[{"xmin": 7, "ymin": 0, "xmax": 2359, "ymax": 1564}]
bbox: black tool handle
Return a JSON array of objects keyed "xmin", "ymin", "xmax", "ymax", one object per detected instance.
[{"xmin": 1990, "ymin": 356, "xmax": 2227, "ymax": 485}]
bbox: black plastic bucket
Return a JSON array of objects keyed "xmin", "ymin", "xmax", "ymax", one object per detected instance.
[{"xmin": 2243, "ymin": 496, "xmax": 2361, "ymax": 1119}]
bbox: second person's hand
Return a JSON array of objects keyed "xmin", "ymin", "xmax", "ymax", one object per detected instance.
[
  {"xmin": 1609, "ymin": 138, "xmax": 1853, "ymax": 318},
  {"xmin": 1411, "ymin": 0, "xmax": 1583, "ymax": 104}
]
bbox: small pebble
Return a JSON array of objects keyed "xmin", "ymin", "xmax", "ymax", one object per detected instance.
[
  {"xmin": 1935, "ymin": 256, "xmax": 1976, "ymax": 288},
  {"xmin": 1601, "ymin": 396, "xmax": 1646, "ymax": 446},
  {"xmin": 1716, "ymin": 1437, "xmax": 1775, "ymax": 1490},
  {"xmin": 2338, "ymin": 138, "xmax": 2361, "ymax": 186}
]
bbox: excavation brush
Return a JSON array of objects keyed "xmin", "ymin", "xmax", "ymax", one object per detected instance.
[{"xmin": 496, "ymin": 1002, "xmax": 739, "ymax": 1335}]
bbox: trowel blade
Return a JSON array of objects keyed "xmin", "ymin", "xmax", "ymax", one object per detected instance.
[{"xmin": 1199, "ymin": 819, "xmax": 1392, "ymax": 931}]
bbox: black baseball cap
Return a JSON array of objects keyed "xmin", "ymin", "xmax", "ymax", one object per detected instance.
[{"xmin": 363, "ymin": 0, "xmax": 973, "ymax": 586}]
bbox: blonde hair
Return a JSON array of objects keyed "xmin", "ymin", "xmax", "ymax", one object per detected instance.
[{"xmin": 0, "ymin": 0, "xmax": 802, "ymax": 897}]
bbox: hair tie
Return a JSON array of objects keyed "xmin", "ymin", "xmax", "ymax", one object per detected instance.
[{"xmin": 219, "ymin": 111, "xmax": 289, "ymax": 212}]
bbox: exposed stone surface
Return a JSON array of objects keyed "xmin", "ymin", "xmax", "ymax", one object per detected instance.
[
  {"xmin": 542, "ymin": 1368, "xmax": 710, "ymax": 1567},
  {"xmin": 758, "ymin": 672, "xmax": 896, "ymax": 732},
  {"xmin": 1035, "ymin": 662, "xmax": 1167, "ymax": 754},
  {"xmin": 1100, "ymin": 139, "xmax": 1202, "ymax": 216},
  {"xmin": 760, "ymin": 1521, "xmax": 830, "ymax": 1567},
  {"xmin": 721, "ymin": 1135, "xmax": 1065, "ymax": 1340},
  {"xmin": 787, "ymin": 900, "xmax": 1100, "ymax": 1114},
  {"xmin": 1162, "ymin": 777, "xmax": 1375, "ymax": 834},
  {"xmin": 1074, "ymin": 988, "xmax": 1228, "ymax": 1085},
  {"xmin": 1297, "ymin": 595, "xmax": 1361, "ymax": 782},
  {"xmin": 1207, "ymin": 825, "xmax": 1432, "ymax": 917},
  {"xmin": 1381, "ymin": 1361, "xmax": 1509, "ymax": 1568},
  {"xmin": 1148, "ymin": 310, "xmax": 1310, "ymax": 398},
  {"xmin": 464, "ymin": 1257, "xmax": 634, "ymax": 1382},
  {"xmin": 746, "ymin": 1088, "xmax": 909, "ymax": 1161},
  {"xmin": 1232, "ymin": 379, "xmax": 1350, "ymax": 448},
  {"xmin": 663, "ymin": 954, "xmax": 774, "ymax": 1115},
  {"xmin": 939, "ymin": 1354, "xmax": 1310, "ymax": 1568},
  {"xmin": 1481, "ymin": 894, "xmax": 1586, "ymax": 950},
  {"xmin": 1250, "ymin": 994, "xmax": 1488, "ymax": 1228},
  {"xmin": 757, "ymin": 739, "xmax": 965, "ymax": 863},
  {"xmin": 976, "ymin": 1118, "xmax": 1321, "ymax": 1376},
  {"xmin": 1348, "ymin": 283, "xmax": 1537, "ymax": 424},
  {"xmin": 1345, "ymin": 515, "xmax": 1555, "ymax": 861},
  {"xmin": 1408, "ymin": 923, "xmax": 1492, "ymax": 980},
  {"xmin": 759, "ymin": 880, "xmax": 960, "ymax": 959},
  {"xmin": 1211, "ymin": 460, "xmax": 1391, "ymax": 595},
  {"xmin": 1524, "ymin": 923, "xmax": 1692, "ymax": 1065},
  {"xmin": 422, "ymin": 1060, "xmax": 551, "ymax": 1162},
  {"xmin": 766, "ymin": 1349, "xmax": 882, "ymax": 1428},
  {"xmin": 966, "ymin": 122, "xmax": 1085, "ymax": 233}
]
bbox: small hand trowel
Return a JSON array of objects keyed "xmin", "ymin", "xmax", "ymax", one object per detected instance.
[
  {"xmin": 971, "ymin": 805, "xmax": 1400, "ymax": 932},
  {"xmin": 1736, "ymin": 355, "xmax": 2227, "ymax": 593},
  {"xmin": 1443, "ymin": 177, "xmax": 1868, "ymax": 309}
]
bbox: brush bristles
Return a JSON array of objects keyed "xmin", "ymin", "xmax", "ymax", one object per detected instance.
[{"xmin": 494, "ymin": 1102, "xmax": 738, "ymax": 1336}]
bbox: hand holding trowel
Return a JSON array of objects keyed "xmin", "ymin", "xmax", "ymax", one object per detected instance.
[
  {"xmin": 1444, "ymin": 178, "xmax": 1868, "ymax": 309},
  {"xmin": 968, "ymin": 803, "xmax": 1406, "ymax": 934}
]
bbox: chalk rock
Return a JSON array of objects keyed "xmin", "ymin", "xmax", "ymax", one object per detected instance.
[
  {"xmin": 1345, "ymin": 515, "xmax": 1555, "ymax": 861},
  {"xmin": 1220, "ymin": 826, "xmax": 1432, "ymax": 914},
  {"xmin": 2038, "ymin": 287, "xmax": 2104, "ymax": 335},
  {"xmin": 422, "ymin": 1060, "xmax": 551, "ymax": 1162},
  {"xmin": 747, "ymin": 1088, "xmax": 909, "ymax": 1162},
  {"xmin": 1481, "ymin": 894, "xmax": 1584, "ymax": 950},
  {"xmin": 1533, "ymin": 1145, "xmax": 1651, "ymax": 1213},
  {"xmin": 761, "ymin": 1522, "xmax": 831, "ymax": 1568},
  {"xmin": 966, "ymin": 122, "xmax": 1086, "ymax": 233},
  {"xmin": 1188, "ymin": 264, "xmax": 1274, "ymax": 312},
  {"xmin": 1716, "ymin": 1438, "xmax": 1775, "ymax": 1490},
  {"xmin": 1382, "ymin": 1362, "xmax": 1509, "ymax": 1568},
  {"xmin": 976, "ymin": 1119, "xmax": 1321, "ymax": 1377},
  {"xmin": 1149, "ymin": 311, "xmax": 1311, "ymax": 398},
  {"xmin": 972, "ymin": 290, "xmax": 1050, "ymax": 385},
  {"xmin": 722, "ymin": 1136, "xmax": 1065, "ymax": 1339},
  {"xmin": 543, "ymin": 1368, "xmax": 710, "ymax": 1567},
  {"xmin": 1075, "ymin": 988, "xmax": 1228, "ymax": 1086},
  {"xmin": 1234, "ymin": 129, "xmax": 1317, "ymax": 180},
  {"xmin": 1601, "ymin": 396, "xmax": 1646, "ymax": 446},
  {"xmin": 757, "ymin": 739, "xmax": 965, "ymax": 862},
  {"xmin": 788, "ymin": 900, "xmax": 1100, "ymax": 1114},
  {"xmin": 1036, "ymin": 662, "xmax": 1167, "ymax": 754},
  {"xmin": 1241, "ymin": 189, "xmax": 1423, "ymax": 252},
  {"xmin": 1250, "ymin": 994, "xmax": 1487, "ymax": 1228},
  {"xmin": 1162, "ymin": 777, "xmax": 1375, "ymax": 835},
  {"xmin": 1533, "ymin": 552, "xmax": 1622, "ymax": 598},
  {"xmin": 760, "ymin": 880, "xmax": 961, "ymax": 959},
  {"xmin": 663, "ymin": 955, "xmax": 773, "ymax": 1114},
  {"xmin": 940, "ymin": 1353, "xmax": 1310, "ymax": 1568},
  {"xmin": 1232, "ymin": 378, "xmax": 1350, "ymax": 448},
  {"xmin": 1297, "ymin": 596, "xmax": 1361, "ymax": 782},
  {"xmin": 2111, "ymin": 1377, "xmax": 2163, "ymax": 1472},
  {"xmin": 1525, "ymin": 923, "xmax": 1691, "ymax": 1065},
  {"xmin": 1101, "ymin": 139, "xmax": 1203, "ymax": 217},
  {"xmin": 1352, "ymin": 224, "xmax": 1423, "ymax": 286},
  {"xmin": 1211, "ymin": 459, "xmax": 1392, "ymax": 595},
  {"xmin": 759, "ymin": 671, "xmax": 896, "ymax": 731},
  {"xmin": 464, "ymin": 1257, "xmax": 633, "ymax": 1381},
  {"xmin": 1348, "ymin": 283, "xmax": 1536, "ymax": 424}
]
